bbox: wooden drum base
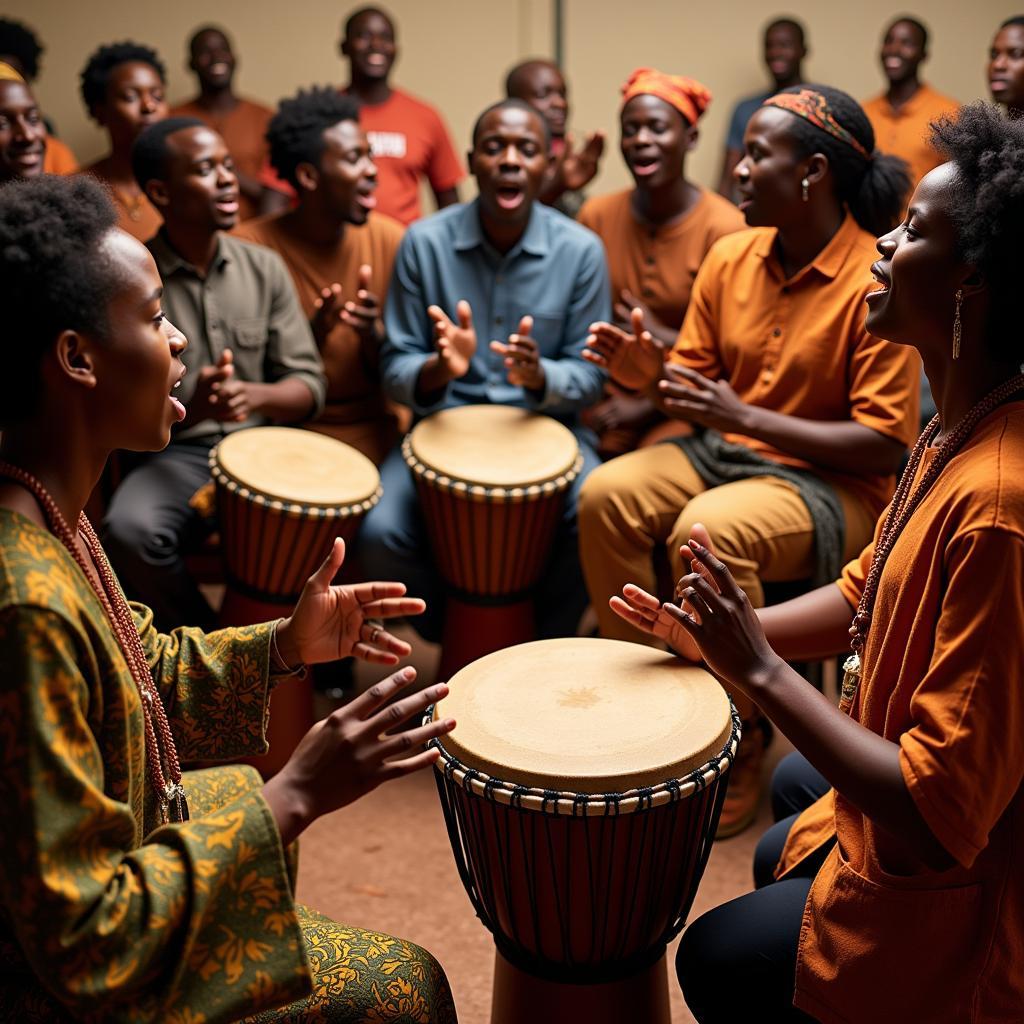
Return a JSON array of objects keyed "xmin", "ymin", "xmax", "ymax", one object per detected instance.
[
  {"xmin": 218, "ymin": 588, "xmax": 313, "ymax": 779},
  {"xmin": 438, "ymin": 595, "xmax": 536, "ymax": 681},
  {"xmin": 490, "ymin": 950, "xmax": 671, "ymax": 1024}
]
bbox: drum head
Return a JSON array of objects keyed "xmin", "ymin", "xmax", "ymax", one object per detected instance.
[
  {"xmin": 435, "ymin": 638, "xmax": 733, "ymax": 793},
  {"xmin": 409, "ymin": 406, "xmax": 578, "ymax": 487},
  {"xmin": 214, "ymin": 427, "xmax": 380, "ymax": 507}
]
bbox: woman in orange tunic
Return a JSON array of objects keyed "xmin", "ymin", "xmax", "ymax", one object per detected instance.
[{"xmin": 615, "ymin": 103, "xmax": 1024, "ymax": 1022}]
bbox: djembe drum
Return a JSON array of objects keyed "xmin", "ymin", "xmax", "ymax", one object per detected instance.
[
  {"xmin": 402, "ymin": 406, "xmax": 582, "ymax": 677},
  {"xmin": 210, "ymin": 426, "xmax": 382, "ymax": 775},
  {"xmin": 428, "ymin": 638, "xmax": 739, "ymax": 1024}
]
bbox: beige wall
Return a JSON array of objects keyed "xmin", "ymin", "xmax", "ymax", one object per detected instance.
[{"xmin": 6, "ymin": 0, "xmax": 1020, "ymax": 198}]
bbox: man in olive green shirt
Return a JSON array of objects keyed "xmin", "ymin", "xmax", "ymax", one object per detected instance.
[{"xmin": 103, "ymin": 117, "xmax": 326, "ymax": 630}]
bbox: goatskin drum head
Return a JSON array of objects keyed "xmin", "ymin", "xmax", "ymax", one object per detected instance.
[{"xmin": 435, "ymin": 637, "xmax": 733, "ymax": 793}]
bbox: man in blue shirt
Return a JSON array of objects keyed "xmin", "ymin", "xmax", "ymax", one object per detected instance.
[
  {"xmin": 717, "ymin": 17, "xmax": 807, "ymax": 201},
  {"xmin": 361, "ymin": 97, "xmax": 609, "ymax": 642}
]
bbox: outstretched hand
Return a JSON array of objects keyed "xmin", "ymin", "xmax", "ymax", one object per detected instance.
[
  {"xmin": 263, "ymin": 666, "xmax": 456, "ymax": 845},
  {"xmin": 658, "ymin": 364, "xmax": 751, "ymax": 432},
  {"xmin": 584, "ymin": 307, "xmax": 663, "ymax": 390},
  {"xmin": 275, "ymin": 538, "xmax": 425, "ymax": 669}
]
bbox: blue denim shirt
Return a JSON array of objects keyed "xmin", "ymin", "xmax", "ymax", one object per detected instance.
[{"xmin": 381, "ymin": 198, "xmax": 609, "ymax": 422}]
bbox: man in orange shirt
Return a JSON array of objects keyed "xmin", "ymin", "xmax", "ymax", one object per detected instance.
[
  {"xmin": 235, "ymin": 87, "xmax": 404, "ymax": 465},
  {"xmin": 862, "ymin": 17, "xmax": 958, "ymax": 205},
  {"xmin": 171, "ymin": 26, "xmax": 274, "ymax": 221},
  {"xmin": 338, "ymin": 6, "xmax": 463, "ymax": 224},
  {"xmin": 0, "ymin": 18, "xmax": 77, "ymax": 174}
]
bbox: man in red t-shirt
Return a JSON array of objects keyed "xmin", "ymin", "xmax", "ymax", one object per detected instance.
[{"xmin": 339, "ymin": 6, "xmax": 463, "ymax": 225}]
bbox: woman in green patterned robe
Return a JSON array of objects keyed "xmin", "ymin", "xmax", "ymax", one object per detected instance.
[{"xmin": 0, "ymin": 174, "xmax": 458, "ymax": 1023}]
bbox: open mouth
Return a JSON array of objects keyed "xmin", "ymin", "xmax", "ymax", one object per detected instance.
[
  {"xmin": 365, "ymin": 54, "xmax": 389, "ymax": 68},
  {"xmin": 11, "ymin": 148, "xmax": 42, "ymax": 167},
  {"xmin": 168, "ymin": 371, "xmax": 186, "ymax": 421},
  {"xmin": 630, "ymin": 154, "xmax": 661, "ymax": 178},
  {"xmin": 214, "ymin": 193, "xmax": 239, "ymax": 215},
  {"xmin": 866, "ymin": 263, "xmax": 891, "ymax": 302},
  {"xmin": 209, "ymin": 62, "xmax": 230, "ymax": 74},
  {"xmin": 495, "ymin": 184, "xmax": 525, "ymax": 210},
  {"xmin": 990, "ymin": 79, "xmax": 1010, "ymax": 93},
  {"xmin": 355, "ymin": 190, "xmax": 377, "ymax": 212},
  {"xmin": 884, "ymin": 57, "xmax": 906, "ymax": 72}
]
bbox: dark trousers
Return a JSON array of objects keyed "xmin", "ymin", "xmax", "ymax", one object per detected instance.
[
  {"xmin": 677, "ymin": 753, "xmax": 832, "ymax": 1024},
  {"xmin": 102, "ymin": 442, "xmax": 217, "ymax": 632}
]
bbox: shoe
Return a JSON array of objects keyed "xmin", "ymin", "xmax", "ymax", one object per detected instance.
[{"xmin": 715, "ymin": 717, "xmax": 769, "ymax": 838}]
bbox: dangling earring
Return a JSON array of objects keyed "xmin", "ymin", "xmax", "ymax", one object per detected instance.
[
  {"xmin": 952, "ymin": 288, "xmax": 963, "ymax": 360},
  {"xmin": 801, "ymin": 177, "xmax": 810, "ymax": 202}
]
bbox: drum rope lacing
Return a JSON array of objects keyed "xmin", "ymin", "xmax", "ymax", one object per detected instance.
[{"xmin": 427, "ymin": 703, "xmax": 741, "ymax": 984}]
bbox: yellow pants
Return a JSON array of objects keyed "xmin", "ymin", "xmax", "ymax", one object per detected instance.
[{"xmin": 578, "ymin": 443, "xmax": 875, "ymax": 718}]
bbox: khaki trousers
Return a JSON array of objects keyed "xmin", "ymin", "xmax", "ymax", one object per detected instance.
[{"xmin": 577, "ymin": 443, "xmax": 876, "ymax": 718}]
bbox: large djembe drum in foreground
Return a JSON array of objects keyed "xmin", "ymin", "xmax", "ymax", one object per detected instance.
[
  {"xmin": 210, "ymin": 426, "xmax": 382, "ymax": 775},
  {"xmin": 429, "ymin": 638, "xmax": 739, "ymax": 1024},
  {"xmin": 403, "ymin": 406, "xmax": 582, "ymax": 677}
]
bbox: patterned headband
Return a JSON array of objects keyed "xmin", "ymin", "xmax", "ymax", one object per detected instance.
[{"xmin": 762, "ymin": 89, "xmax": 871, "ymax": 160}]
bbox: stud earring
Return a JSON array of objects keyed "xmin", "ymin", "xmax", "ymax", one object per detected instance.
[
  {"xmin": 801, "ymin": 177, "xmax": 810, "ymax": 202},
  {"xmin": 952, "ymin": 288, "xmax": 963, "ymax": 360}
]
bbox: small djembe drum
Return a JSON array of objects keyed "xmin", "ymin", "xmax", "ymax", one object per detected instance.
[
  {"xmin": 428, "ymin": 638, "xmax": 739, "ymax": 1024},
  {"xmin": 210, "ymin": 426, "xmax": 382, "ymax": 774},
  {"xmin": 402, "ymin": 406, "xmax": 582, "ymax": 677}
]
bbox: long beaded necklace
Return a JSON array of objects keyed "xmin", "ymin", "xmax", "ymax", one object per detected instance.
[
  {"xmin": 840, "ymin": 373, "xmax": 1024, "ymax": 714},
  {"xmin": 0, "ymin": 461, "xmax": 188, "ymax": 823}
]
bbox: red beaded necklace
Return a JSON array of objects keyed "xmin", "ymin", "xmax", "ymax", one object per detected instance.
[
  {"xmin": 840, "ymin": 373, "xmax": 1024, "ymax": 713},
  {"xmin": 0, "ymin": 461, "xmax": 187, "ymax": 823}
]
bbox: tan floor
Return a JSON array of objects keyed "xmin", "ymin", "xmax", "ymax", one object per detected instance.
[{"xmin": 297, "ymin": 626, "xmax": 800, "ymax": 1024}]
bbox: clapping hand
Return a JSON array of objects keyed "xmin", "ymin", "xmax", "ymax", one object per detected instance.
[
  {"xmin": 584, "ymin": 307, "xmax": 663, "ymax": 390},
  {"xmin": 658, "ymin": 364, "xmax": 752, "ymax": 432},
  {"xmin": 427, "ymin": 299, "xmax": 476, "ymax": 381},
  {"xmin": 489, "ymin": 315, "xmax": 545, "ymax": 391}
]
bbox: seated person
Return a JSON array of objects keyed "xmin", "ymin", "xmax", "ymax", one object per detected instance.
[
  {"xmin": 718, "ymin": 17, "xmax": 806, "ymax": 201},
  {"xmin": 235, "ymin": 86, "xmax": 404, "ymax": 464},
  {"xmin": 360, "ymin": 98, "xmax": 609, "ymax": 642},
  {"xmin": 337, "ymin": 5, "xmax": 463, "ymax": 224},
  {"xmin": 580, "ymin": 86, "xmax": 919, "ymax": 836},
  {"xmin": 0, "ymin": 17, "xmax": 77, "ymax": 173},
  {"xmin": 862, "ymin": 16, "xmax": 958, "ymax": 207},
  {"xmin": 0, "ymin": 173, "xmax": 456, "ymax": 1023},
  {"xmin": 617, "ymin": 102, "xmax": 1024, "ymax": 1024},
  {"xmin": 505, "ymin": 57, "xmax": 605, "ymax": 218},
  {"xmin": 80, "ymin": 41, "xmax": 169, "ymax": 240},
  {"xmin": 171, "ymin": 24, "xmax": 274, "ymax": 221},
  {"xmin": 0, "ymin": 61, "xmax": 46, "ymax": 183},
  {"xmin": 103, "ymin": 118, "xmax": 326, "ymax": 631},
  {"xmin": 579, "ymin": 67, "xmax": 745, "ymax": 457}
]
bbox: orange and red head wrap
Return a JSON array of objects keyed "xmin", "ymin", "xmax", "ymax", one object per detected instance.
[{"xmin": 620, "ymin": 67, "xmax": 712, "ymax": 126}]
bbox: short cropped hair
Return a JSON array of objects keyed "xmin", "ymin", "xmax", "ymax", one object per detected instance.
[
  {"xmin": 470, "ymin": 98, "xmax": 550, "ymax": 149},
  {"xmin": 80, "ymin": 41, "xmax": 165, "ymax": 116},
  {"xmin": 131, "ymin": 116, "xmax": 206, "ymax": 192},
  {"xmin": 267, "ymin": 87, "xmax": 361, "ymax": 187},
  {"xmin": 0, "ymin": 176, "xmax": 119, "ymax": 426}
]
